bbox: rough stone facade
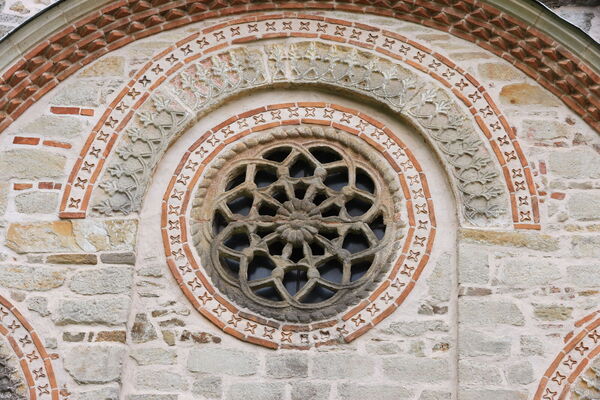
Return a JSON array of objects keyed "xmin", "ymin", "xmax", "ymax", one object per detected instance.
[{"xmin": 0, "ymin": 1, "xmax": 598, "ymax": 399}]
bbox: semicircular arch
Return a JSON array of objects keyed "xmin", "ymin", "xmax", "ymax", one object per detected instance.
[{"xmin": 57, "ymin": 14, "xmax": 540, "ymax": 229}]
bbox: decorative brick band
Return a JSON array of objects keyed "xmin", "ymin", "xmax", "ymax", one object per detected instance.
[
  {"xmin": 58, "ymin": 14, "xmax": 539, "ymax": 229},
  {"xmin": 0, "ymin": 295, "xmax": 61, "ymax": 400},
  {"xmin": 0, "ymin": 0, "xmax": 598, "ymax": 137},
  {"xmin": 534, "ymin": 310, "xmax": 600, "ymax": 399},
  {"xmin": 161, "ymin": 102, "xmax": 435, "ymax": 349}
]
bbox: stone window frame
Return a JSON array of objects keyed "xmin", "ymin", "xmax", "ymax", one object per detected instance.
[{"xmin": 162, "ymin": 102, "xmax": 435, "ymax": 349}]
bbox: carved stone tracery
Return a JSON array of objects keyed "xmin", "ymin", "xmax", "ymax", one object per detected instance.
[{"xmin": 192, "ymin": 131, "xmax": 403, "ymax": 322}]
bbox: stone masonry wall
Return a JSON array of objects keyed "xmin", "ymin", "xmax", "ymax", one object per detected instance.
[{"xmin": 0, "ymin": 4, "xmax": 598, "ymax": 400}]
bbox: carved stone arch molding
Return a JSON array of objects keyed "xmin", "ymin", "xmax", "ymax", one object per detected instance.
[{"xmin": 58, "ymin": 14, "xmax": 540, "ymax": 230}]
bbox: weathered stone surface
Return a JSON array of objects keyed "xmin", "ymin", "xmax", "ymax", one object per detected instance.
[
  {"xmin": 497, "ymin": 260, "xmax": 561, "ymax": 286},
  {"xmin": 180, "ymin": 330, "xmax": 221, "ymax": 344},
  {"xmin": 63, "ymin": 332, "xmax": 85, "ymax": 342},
  {"xmin": 51, "ymin": 81, "xmax": 100, "ymax": 106},
  {"xmin": 568, "ymin": 264, "xmax": 600, "ymax": 286},
  {"xmin": 568, "ymin": 192, "xmax": 600, "ymax": 221},
  {"xmin": 226, "ymin": 382, "xmax": 285, "ymax": 400},
  {"xmin": 192, "ymin": 376, "xmax": 222, "ymax": 399},
  {"xmin": 128, "ymin": 396, "xmax": 177, "ymax": 400},
  {"xmin": 365, "ymin": 341, "xmax": 401, "ymax": 355},
  {"xmin": 549, "ymin": 148, "xmax": 600, "ymax": 179},
  {"xmin": 571, "ymin": 236, "xmax": 600, "ymax": 258},
  {"xmin": 458, "ymin": 242, "xmax": 490, "ymax": 284},
  {"xmin": 26, "ymin": 296, "xmax": 50, "ymax": 316},
  {"xmin": 15, "ymin": 191, "xmax": 58, "ymax": 214},
  {"xmin": 460, "ymin": 299, "xmax": 524, "ymax": 326},
  {"xmin": 523, "ymin": 120, "xmax": 570, "ymax": 142},
  {"xmin": 130, "ymin": 348, "xmax": 176, "ymax": 366},
  {"xmin": 0, "ymin": 150, "xmax": 65, "ymax": 179},
  {"xmin": 477, "ymin": 63, "xmax": 522, "ymax": 80},
  {"xmin": 6, "ymin": 219, "xmax": 138, "ymax": 253},
  {"xmin": 383, "ymin": 356, "xmax": 449, "ymax": 382},
  {"xmin": 460, "ymin": 229, "xmax": 559, "ymax": 251},
  {"xmin": 427, "ymin": 254, "xmax": 452, "ymax": 301},
  {"xmin": 338, "ymin": 384, "xmax": 412, "ymax": 400},
  {"xmin": 385, "ymin": 320, "xmax": 448, "ymax": 337},
  {"xmin": 533, "ymin": 304, "xmax": 572, "ymax": 321},
  {"xmin": 64, "ymin": 345, "xmax": 123, "ymax": 384},
  {"xmin": 505, "ymin": 361, "xmax": 534, "ymax": 385},
  {"xmin": 419, "ymin": 391, "xmax": 452, "ymax": 400},
  {"xmin": 188, "ymin": 348, "xmax": 258, "ymax": 376},
  {"xmin": 499, "ymin": 83, "xmax": 560, "ymax": 106},
  {"xmin": 69, "ymin": 267, "xmax": 133, "ymax": 295},
  {"xmin": 131, "ymin": 313, "xmax": 157, "ymax": 343},
  {"xmin": 290, "ymin": 382, "xmax": 330, "ymax": 400},
  {"xmin": 459, "ymin": 361, "xmax": 502, "ymax": 385},
  {"xmin": 135, "ymin": 369, "xmax": 188, "ymax": 391},
  {"xmin": 266, "ymin": 353, "xmax": 308, "ymax": 378},
  {"xmin": 6, "ymin": 221, "xmax": 79, "ymax": 253},
  {"xmin": 21, "ymin": 115, "xmax": 84, "ymax": 138},
  {"xmin": 0, "ymin": 181, "xmax": 7, "ymax": 216},
  {"xmin": 0, "ymin": 265, "xmax": 65, "ymax": 291},
  {"xmin": 95, "ymin": 331, "xmax": 126, "ymax": 343},
  {"xmin": 73, "ymin": 219, "xmax": 138, "ymax": 252},
  {"xmin": 80, "ymin": 56, "xmax": 125, "ymax": 77},
  {"xmin": 104, "ymin": 219, "xmax": 138, "ymax": 250},
  {"xmin": 100, "ymin": 252, "xmax": 136, "ymax": 265},
  {"xmin": 312, "ymin": 353, "xmax": 374, "ymax": 379},
  {"xmin": 71, "ymin": 386, "xmax": 119, "ymax": 400},
  {"xmin": 459, "ymin": 329, "xmax": 511, "ymax": 356},
  {"xmin": 520, "ymin": 335, "xmax": 544, "ymax": 356},
  {"xmin": 56, "ymin": 297, "xmax": 130, "ymax": 325},
  {"xmin": 459, "ymin": 389, "xmax": 528, "ymax": 400},
  {"xmin": 46, "ymin": 254, "xmax": 97, "ymax": 265}
]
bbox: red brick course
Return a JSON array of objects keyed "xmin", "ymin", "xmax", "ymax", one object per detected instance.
[{"xmin": 0, "ymin": 0, "xmax": 597, "ymax": 136}]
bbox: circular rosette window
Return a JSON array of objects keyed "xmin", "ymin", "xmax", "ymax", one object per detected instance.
[{"xmin": 192, "ymin": 132, "xmax": 403, "ymax": 322}]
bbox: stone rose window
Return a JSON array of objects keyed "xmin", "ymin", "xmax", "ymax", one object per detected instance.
[{"xmin": 192, "ymin": 129, "xmax": 403, "ymax": 323}]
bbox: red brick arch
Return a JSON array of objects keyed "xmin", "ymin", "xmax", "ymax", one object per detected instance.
[
  {"xmin": 0, "ymin": 0, "xmax": 598, "ymax": 137},
  {"xmin": 535, "ymin": 310, "xmax": 600, "ymax": 399},
  {"xmin": 0, "ymin": 295, "xmax": 61, "ymax": 400}
]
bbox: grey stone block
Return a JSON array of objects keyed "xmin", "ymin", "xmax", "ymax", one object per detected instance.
[
  {"xmin": 0, "ymin": 150, "xmax": 65, "ymax": 179},
  {"xmin": 266, "ymin": 353, "xmax": 308, "ymax": 378},
  {"xmin": 69, "ymin": 267, "xmax": 133, "ymax": 295},
  {"xmin": 0, "ymin": 265, "xmax": 65, "ymax": 291},
  {"xmin": 338, "ymin": 384, "xmax": 412, "ymax": 400},
  {"xmin": 311, "ymin": 353, "xmax": 374, "ymax": 379},
  {"xmin": 56, "ymin": 297, "xmax": 130, "ymax": 325},
  {"xmin": 15, "ymin": 191, "xmax": 58, "ymax": 214},
  {"xmin": 382, "ymin": 356, "xmax": 449, "ymax": 382},
  {"xmin": 130, "ymin": 348, "xmax": 176, "ymax": 366},
  {"xmin": 192, "ymin": 376, "xmax": 222, "ymax": 399},
  {"xmin": 290, "ymin": 382, "xmax": 330, "ymax": 400},
  {"xmin": 187, "ymin": 348, "xmax": 258, "ymax": 376},
  {"xmin": 100, "ymin": 252, "xmax": 136, "ymax": 265},
  {"xmin": 459, "ymin": 299, "xmax": 525, "ymax": 326},
  {"xmin": 226, "ymin": 382, "xmax": 285, "ymax": 400},
  {"xmin": 135, "ymin": 369, "xmax": 188, "ymax": 391},
  {"xmin": 568, "ymin": 192, "xmax": 600, "ymax": 221},
  {"xmin": 459, "ymin": 329, "xmax": 511, "ymax": 357},
  {"xmin": 64, "ymin": 345, "xmax": 123, "ymax": 384}
]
